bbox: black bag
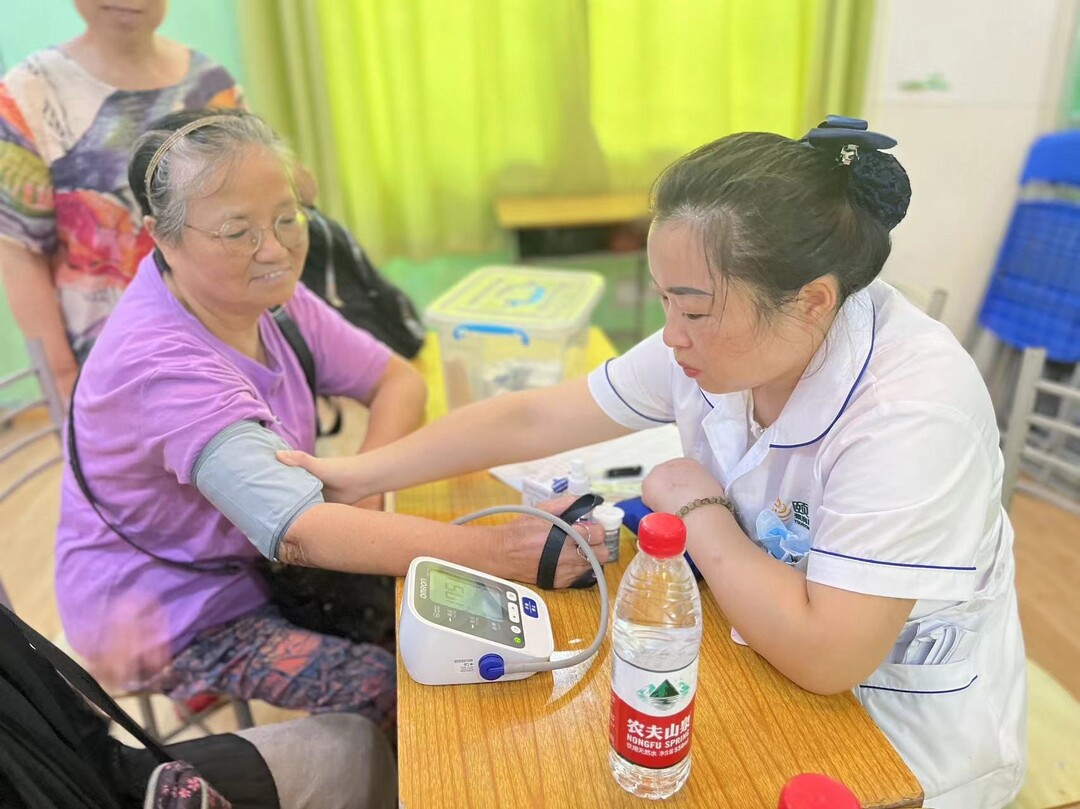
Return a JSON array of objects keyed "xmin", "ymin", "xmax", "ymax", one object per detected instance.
[
  {"xmin": 254, "ymin": 561, "xmax": 397, "ymax": 650},
  {"xmin": 267, "ymin": 307, "xmax": 398, "ymax": 650},
  {"xmin": 0, "ymin": 604, "xmax": 279, "ymax": 809},
  {"xmin": 301, "ymin": 207, "xmax": 425, "ymax": 359}
]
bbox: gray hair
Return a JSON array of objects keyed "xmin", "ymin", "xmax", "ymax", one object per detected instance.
[{"xmin": 132, "ymin": 111, "xmax": 295, "ymax": 245}]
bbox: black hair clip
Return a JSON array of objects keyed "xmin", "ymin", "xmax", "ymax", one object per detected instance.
[
  {"xmin": 800, "ymin": 114, "xmax": 897, "ymax": 165},
  {"xmin": 800, "ymin": 114, "xmax": 911, "ymax": 230}
]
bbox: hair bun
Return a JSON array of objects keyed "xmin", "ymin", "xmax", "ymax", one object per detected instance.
[
  {"xmin": 799, "ymin": 114, "xmax": 911, "ymax": 230},
  {"xmin": 849, "ymin": 151, "xmax": 911, "ymax": 230}
]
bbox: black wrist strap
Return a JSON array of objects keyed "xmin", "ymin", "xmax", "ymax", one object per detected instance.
[{"xmin": 535, "ymin": 493, "xmax": 604, "ymax": 590}]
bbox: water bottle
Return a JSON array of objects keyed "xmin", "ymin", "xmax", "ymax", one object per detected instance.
[{"xmin": 609, "ymin": 512, "xmax": 702, "ymax": 799}]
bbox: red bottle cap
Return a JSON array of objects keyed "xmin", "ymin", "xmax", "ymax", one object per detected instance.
[
  {"xmin": 637, "ymin": 513, "xmax": 686, "ymax": 558},
  {"xmin": 777, "ymin": 773, "xmax": 860, "ymax": 809}
]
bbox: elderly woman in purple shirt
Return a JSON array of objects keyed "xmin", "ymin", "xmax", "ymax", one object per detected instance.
[{"xmin": 55, "ymin": 109, "xmax": 605, "ymax": 738}]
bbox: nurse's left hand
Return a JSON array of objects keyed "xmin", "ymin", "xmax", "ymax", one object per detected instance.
[{"xmin": 642, "ymin": 458, "xmax": 726, "ymax": 516}]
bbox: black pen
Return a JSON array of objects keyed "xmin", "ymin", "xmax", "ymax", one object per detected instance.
[{"xmin": 605, "ymin": 465, "xmax": 643, "ymax": 478}]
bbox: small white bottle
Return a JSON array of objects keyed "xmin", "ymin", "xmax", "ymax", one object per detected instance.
[
  {"xmin": 567, "ymin": 458, "xmax": 596, "ymax": 527},
  {"xmin": 567, "ymin": 458, "xmax": 590, "ymax": 497},
  {"xmin": 609, "ymin": 512, "xmax": 702, "ymax": 799},
  {"xmin": 592, "ymin": 504, "xmax": 625, "ymax": 563}
]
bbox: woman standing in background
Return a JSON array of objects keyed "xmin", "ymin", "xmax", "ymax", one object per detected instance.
[{"xmin": 0, "ymin": 0, "xmax": 243, "ymax": 400}]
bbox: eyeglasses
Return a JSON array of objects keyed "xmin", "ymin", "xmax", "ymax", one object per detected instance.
[{"xmin": 185, "ymin": 209, "xmax": 309, "ymax": 257}]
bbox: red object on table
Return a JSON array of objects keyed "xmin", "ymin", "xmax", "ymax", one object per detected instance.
[{"xmin": 778, "ymin": 773, "xmax": 861, "ymax": 808}]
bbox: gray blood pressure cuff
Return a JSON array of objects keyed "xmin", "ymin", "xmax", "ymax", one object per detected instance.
[{"xmin": 191, "ymin": 420, "xmax": 325, "ymax": 561}]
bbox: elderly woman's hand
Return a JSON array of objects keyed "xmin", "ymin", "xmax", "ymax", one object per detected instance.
[
  {"xmin": 642, "ymin": 458, "xmax": 726, "ymax": 516},
  {"xmin": 495, "ymin": 495, "xmax": 609, "ymax": 588}
]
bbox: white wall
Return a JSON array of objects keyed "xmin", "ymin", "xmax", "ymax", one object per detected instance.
[{"xmin": 867, "ymin": 0, "xmax": 1077, "ymax": 339}]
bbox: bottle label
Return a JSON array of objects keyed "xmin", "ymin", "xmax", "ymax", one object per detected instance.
[{"xmin": 609, "ymin": 654, "xmax": 697, "ymax": 769}]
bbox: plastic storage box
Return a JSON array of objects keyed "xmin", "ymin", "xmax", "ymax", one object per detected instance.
[{"xmin": 426, "ymin": 266, "xmax": 605, "ymax": 409}]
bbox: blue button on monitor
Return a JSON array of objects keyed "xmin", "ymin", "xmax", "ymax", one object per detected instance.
[{"xmin": 521, "ymin": 597, "xmax": 539, "ymax": 618}]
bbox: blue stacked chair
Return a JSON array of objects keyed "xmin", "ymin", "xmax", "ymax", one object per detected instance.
[{"xmin": 978, "ymin": 131, "xmax": 1080, "ymax": 364}]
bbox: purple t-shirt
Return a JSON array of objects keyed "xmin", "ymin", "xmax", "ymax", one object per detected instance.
[{"xmin": 55, "ymin": 252, "xmax": 392, "ymax": 663}]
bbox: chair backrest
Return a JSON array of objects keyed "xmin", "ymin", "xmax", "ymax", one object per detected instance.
[
  {"xmin": 978, "ymin": 132, "xmax": 1080, "ymax": 364},
  {"xmin": 1020, "ymin": 130, "xmax": 1080, "ymax": 186},
  {"xmin": 888, "ymin": 280, "xmax": 948, "ymax": 321},
  {"xmin": 0, "ymin": 340, "xmax": 65, "ymax": 504},
  {"xmin": 1001, "ymin": 346, "xmax": 1080, "ymax": 515}
]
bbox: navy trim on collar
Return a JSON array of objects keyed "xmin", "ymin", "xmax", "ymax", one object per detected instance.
[
  {"xmin": 603, "ymin": 359, "xmax": 675, "ymax": 424},
  {"xmin": 770, "ymin": 301, "xmax": 877, "ymax": 450}
]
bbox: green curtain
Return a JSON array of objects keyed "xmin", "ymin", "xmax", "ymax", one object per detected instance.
[
  {"xmin": 236, "ymin": 1, "xmax": 347, "ymax": 218},
  {"xmin": 588, "ymin": 0, "xmax": 876, "ymax": 190},
  {"xmin": 236, "ymin": 0, "xmax": 875, "ymax": 259},
  {"xmin": 239, "ymin": 0, "xmax": 606, "ymax": 259},
  {"xmin": 801, "ymin": 0, "xmax": 878, "ymax": 132}
]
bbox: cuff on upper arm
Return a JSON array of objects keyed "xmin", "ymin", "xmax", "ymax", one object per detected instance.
[{"xmin": 192, "ymin": 420, "xmax": 324, "ymax": 561}]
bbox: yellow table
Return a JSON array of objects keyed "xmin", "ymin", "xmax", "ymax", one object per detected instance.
[
  {"xmin": 495, "ymin": 192, "xmax": 651, "ymax": 230},
  {"xmin": 394, "ymin": 331, "xmax": 922, "ymax": 808}
]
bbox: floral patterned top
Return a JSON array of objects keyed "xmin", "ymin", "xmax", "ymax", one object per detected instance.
[{"xmin": 0, "ymin": 47, "xmax": 243, "ymax": 360}]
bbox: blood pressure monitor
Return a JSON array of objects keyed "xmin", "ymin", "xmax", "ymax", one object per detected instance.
[
  {"xmin": 399, "ymin": 502, "xmax": 609, "ymax": 687},
  {"xmin": 400, "ymin": 557, "xmax": 555, "ymax": 685}
]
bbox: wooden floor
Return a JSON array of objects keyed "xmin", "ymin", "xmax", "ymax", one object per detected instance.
[
  {"xmin": 3, "ymin": 408, "xmax": 1080, "ymax": 806},
  {"xmin": 1012, "ymin": 493, "xmax": 1080, "ymax": 699}
]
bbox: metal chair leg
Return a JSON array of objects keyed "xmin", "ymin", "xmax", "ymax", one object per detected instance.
[
  {"xmin": 232, "ymin": 699, "xmax": 255, "ymax": 729},
  {"xmin": 136, "ymin": 692, "xmax": 160, "ymax": 741},
  {"xmin": 1033, "ymin": 362, "xmax": 1080, "ymax": 484},
  {"xmin": 162, "ymin": 699, "xmax": 216, "ymax": 743}
]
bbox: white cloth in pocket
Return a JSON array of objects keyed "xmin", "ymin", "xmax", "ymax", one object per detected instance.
[{"xmin": 890, "ymin": 619, "xmax": 975, "ymax": 667}]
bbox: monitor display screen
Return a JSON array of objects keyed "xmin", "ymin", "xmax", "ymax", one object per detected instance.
[{"xmin": 428, "ymin": 568, "xmax": 504, "ymax": 622}]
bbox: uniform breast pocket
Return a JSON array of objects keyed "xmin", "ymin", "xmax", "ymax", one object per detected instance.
[{"xmin": 856, "ymin": 657, "xmax": 1003, "ymax": 803}]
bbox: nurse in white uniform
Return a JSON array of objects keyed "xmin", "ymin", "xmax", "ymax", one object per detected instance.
[{"xmin": 281, "ymin": 116, "xmax": 1027, "ymax": 808}]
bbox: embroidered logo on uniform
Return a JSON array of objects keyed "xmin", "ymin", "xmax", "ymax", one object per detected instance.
[
  {"xmin": 792, "ymin": 500, "xmax": 810, "ymax": 530},
  {"xmin": 772, "ymin": 498, "xmax": 793, "ymax": 525}
]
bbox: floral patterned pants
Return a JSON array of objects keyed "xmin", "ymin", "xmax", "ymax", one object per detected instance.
[{"xmin": 144, "ymin": 604, "xmax": 396, "ymax": 736}]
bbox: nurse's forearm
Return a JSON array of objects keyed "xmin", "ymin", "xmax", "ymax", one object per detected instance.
[
  {"xmin": 684, "ymin": 508, "xmax": 905, "ymax": 695},
  {"xmin": 348, "ymin": 377, "xmax": 627, "ymax": 495}
]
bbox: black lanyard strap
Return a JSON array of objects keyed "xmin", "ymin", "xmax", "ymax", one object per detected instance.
[{"xmin": 0, "ymin": 603, "xmax": 172, "ymax": 763}]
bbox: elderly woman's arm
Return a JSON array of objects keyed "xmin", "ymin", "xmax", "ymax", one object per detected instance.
[
  {"xmin": 192, "ymin": 418, "xmax": 606, "ymax": 588},
  {"xmin": 356, "ymin": 354, "xmax": 427, "ymax": 452},
  {"xmin": 280, "ymin": 498, "xmax": 605, "ymax": 588}
]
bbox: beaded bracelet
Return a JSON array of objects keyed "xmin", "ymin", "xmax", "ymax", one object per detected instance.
[{"xmin": 676, "ymin": 495, "xmax": 734, "ymax": 518}]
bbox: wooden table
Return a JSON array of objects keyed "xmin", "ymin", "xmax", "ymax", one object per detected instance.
[
  {"xmin": 495, "ymin": 191, "xmax": 651, "ymax": 230},
  {"xmin": 393, "ymin": 332, "xmax": 923, "ymax": 809}
]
